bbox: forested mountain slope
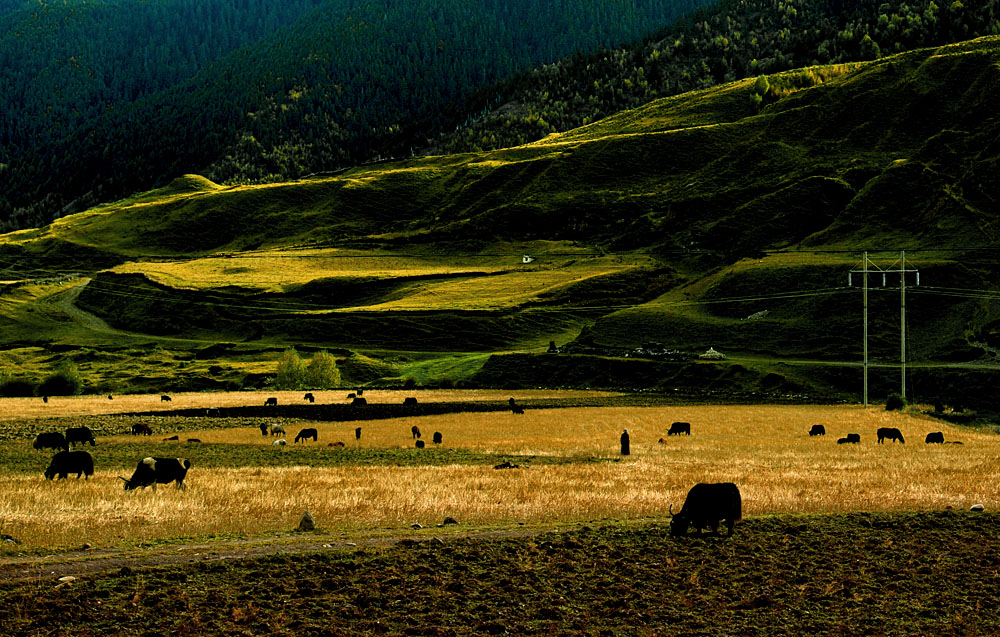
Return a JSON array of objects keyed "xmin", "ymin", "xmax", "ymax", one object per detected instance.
[
  {"xmin": 436, "ymin": 0, "xmax": 1000, "ymax": 153},
  {"xmin": 4, "ymin": 0, "xmax": 999, "ymax": 234},
  {"xmin": 6, "ymin": 37, "xmax": 998, "ymax": 259},
  {"xmin": 0, "ymin": 0, "xmax": 713, "ymax": 231}
]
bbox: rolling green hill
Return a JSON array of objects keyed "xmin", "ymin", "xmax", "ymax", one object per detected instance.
[{"xmin": 1, "ymin": 37, "xmax": 999, "ymax": 407}]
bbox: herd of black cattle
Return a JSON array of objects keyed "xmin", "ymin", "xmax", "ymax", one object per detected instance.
[
  {"xmin": 26, "ymin": 400, "xmax": 963, "ymax": 537},
  {"xmin": 32, "ymin": 425, "xmax": 191, "ymax": 490}
]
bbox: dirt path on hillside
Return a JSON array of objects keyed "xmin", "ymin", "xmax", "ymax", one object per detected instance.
[
  {"xmin": 46, "ymin": 279, "xmax": 125, "ymax": 336},
  {"xmin": 43, "ymin": 279, "xmax": 210, "ymax": 345},
  {"xmin": 0, "ymin": 524, "xmax": 577, "ymax": 585}
]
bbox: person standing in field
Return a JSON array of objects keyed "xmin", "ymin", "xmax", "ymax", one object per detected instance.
[{"xmin": 621, "ymin": 429, "xmax": 630, "ymax": 456}]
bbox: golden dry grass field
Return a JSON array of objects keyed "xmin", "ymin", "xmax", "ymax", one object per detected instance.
[
  {"xmin": 0, "ymin": 396, "xmax": 996, "ymax": 551},
  {"xmin": 0, "ymin": 388, "xmax": 616, "ymax": 420}
]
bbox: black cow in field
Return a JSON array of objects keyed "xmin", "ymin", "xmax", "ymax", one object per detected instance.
[
  {"xmin": 33, "ymin": 432, "xmax": 68, "ymax": 452},
  {"xmin": 668, "ymin": 422, "xmax": 691, "ymax": 436},
  {"xmin": 44, "ymin": 451, "xmax": 94, "ymax": 480},
  {"xmin": 670, "ymin": 482, "xmax": 742, "ymax": 537},
  {"xmin": 259, "ymin": 423, "xmax": 269, "ymax": 436},
  {"xmin": 65, "ymin": 426, "xmax": 95, "ymax": 447},
  {"xmin": 160, "ymin": 395, "xmax": 171, "ymax": 402},
  {"xmin": 265, "ymin": 397, "xmax": 278, "ymax": 406},
  {"xmin": 120, "ymin": 457, "xmax": 191, "ymax": 491},
  {"xmin": 404, "ymin": 397, "xmax": 418, "ymax": 407},
  {"xmin": 809, "ymin": 424, "xmax": 826, "ymax": 436},
  {"xmin": 352, "ymin": 397, "xmax": 367, "ymax": 406},
  {"xmin": 295, "ymin": 428, "xmax": 318, "ymax": 443},
  {"xmin": 926, "ymin": 431, "xmax": 945, "ymax": 444},
  {"xmin": 411, "ymin": 425, "xmax": 422, "ymax": 439},
  {"xmin": 433, "ymin": 431, "xmax": 442, "ymax": 445},
  {"xmin": 131, "ymin": 423, "xmax": 153, "ymax": 436},
  {"xmin": 838, "ymin": 433, "xmax": 861, "ymax": 444},
  {"xmin": 415, "ymin": 439, "xmax": 425, "ymax": 449},
  {"xmin": 877, "ymin": 427, "xmax": 905, "ymax": 444},
  {"xmin": 303, "ymin": 393, "xmax": 315, "ymax": 403},
  {"xmin": 347, "ymin": 393, "xmax": 357, "ymax": 400},
  {"xmin": 511, "ymin": 405, "xmax": 525, "ymax": 415}
]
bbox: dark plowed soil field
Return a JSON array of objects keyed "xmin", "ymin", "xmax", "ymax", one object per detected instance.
[{"xmin": 2, "ymin": 511, "xmax": 997, "ymax": 635}]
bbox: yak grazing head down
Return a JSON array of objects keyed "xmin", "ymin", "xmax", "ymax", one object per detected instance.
[
  {"xmin": 668, "ymin": 503, "xmax": 690, "ymax": 537},
  {"xmin": 119, "ymin": 457, "xmax": 191, "ymax": 491}
]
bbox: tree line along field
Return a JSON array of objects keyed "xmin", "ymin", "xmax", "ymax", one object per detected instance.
[{"xmin": 0, "ymin": 392, "xmax": 996, "ymax": 552}]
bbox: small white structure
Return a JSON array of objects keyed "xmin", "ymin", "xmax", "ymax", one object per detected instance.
[
  {"xmin": 699, "ymin": 347, "xmax": 726, "ymax": 360},
  {"xmin": 522, "ymin": 255, "xmax": 536, "ymax": 264}
]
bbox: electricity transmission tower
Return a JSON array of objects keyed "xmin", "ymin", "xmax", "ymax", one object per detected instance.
[{"xmin": 848, "ymin": 251, "xmax": 919, "ymax": 407}]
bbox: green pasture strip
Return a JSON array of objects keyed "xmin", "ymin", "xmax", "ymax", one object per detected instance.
[
  {"xmin": 0, "ymin": 511, "xmax": 997, "ymax": 635},
  {"xmin": 0, "ymin": 441, "xmax": 613, "ymax": 475}
]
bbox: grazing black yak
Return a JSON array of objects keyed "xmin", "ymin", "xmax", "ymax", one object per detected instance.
[
  {"xmin": 668, "ymin": 422, "xmax": 691, "ymax": 436},
  {"xmin": 44, "ymin": 451, "xmax": 94, "ymax": 480},
  {"xmin": 670, "ymin": 482, "xmax": 742, "ymax": 537},
  {"xmin": 295, "ymin": 428, "xmax": 318, "ymax": 443},
  {"xmin": 33, "ymin": 432, "xmax": 68, "ymax": 452},
  {"xmin": 877, "ymin": 427, "xmax": 905, "ymax": 444},
  {"xmin": 120, "ymin": 457, "xmax": 191, "ymax": 491},
  {"xmin": 65, "ymin": 426, "xmax": 95, "ymax": 447}
]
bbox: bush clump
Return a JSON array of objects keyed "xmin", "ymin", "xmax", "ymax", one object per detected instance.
[
  {"xmin": 0, "ymin": 377, "xmax": 36, "ymax": 397},
  {"xmin": 37, "ymin": 362, "xmax": 84, "ymax": 396},
  {"xmin": 304, "ymin": 350, "xmax": 341, "ymax": 389},
  {"xmin": 275, "ymin": 348, "xmax": 341, "ymax": 390},
  {"xmin": 885, "ymin": 393, "xmax": 907, "ymax": 411}
]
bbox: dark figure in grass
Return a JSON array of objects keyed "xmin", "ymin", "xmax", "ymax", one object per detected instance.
[{"xmin": 621, "ymin": 429, "xmax": 630, "ymax": 456}]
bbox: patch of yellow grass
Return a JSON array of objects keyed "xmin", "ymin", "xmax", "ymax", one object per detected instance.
[
  {"xmin": 0, "ymin": 389, "xmax": 618, "ymax": 421},
  {"xmin": 108, "ymin": 250, "xmax": 649, "ymax": 310},
  {"xmin": 0, "ymin": 404, "xmax": 996, "ymax": 550}
]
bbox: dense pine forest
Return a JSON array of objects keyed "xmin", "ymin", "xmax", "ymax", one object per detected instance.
[
  {"xmin": 2, "ymin": 0, "xmax": 998, "ymax": 233},
  {"xmin": 439, "ymin": 0, "xmax": 1000, "ymax": 153},
  {"xmin": 0, "ymin": 0, "xmax": 713, "ymax": 231}
]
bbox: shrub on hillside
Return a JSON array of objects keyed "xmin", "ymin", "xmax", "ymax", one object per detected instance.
[
  {"xmin": 274, "ymin": 348, "xmax": 306, "ymax": 390},
  {"xmin": 885, "ymin": 393, "xmax": 906, "ymax": 411},
  {"xmin": 0, "ymin": 377, "xmax": 36, "ymax": 397},
  {"xmin": 304, "ymin": 350, "xmax": 340, "ymax": 389},
  {"xmin": 37, "ymin": 363, "xmax": 83, "ymax": 396}
]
